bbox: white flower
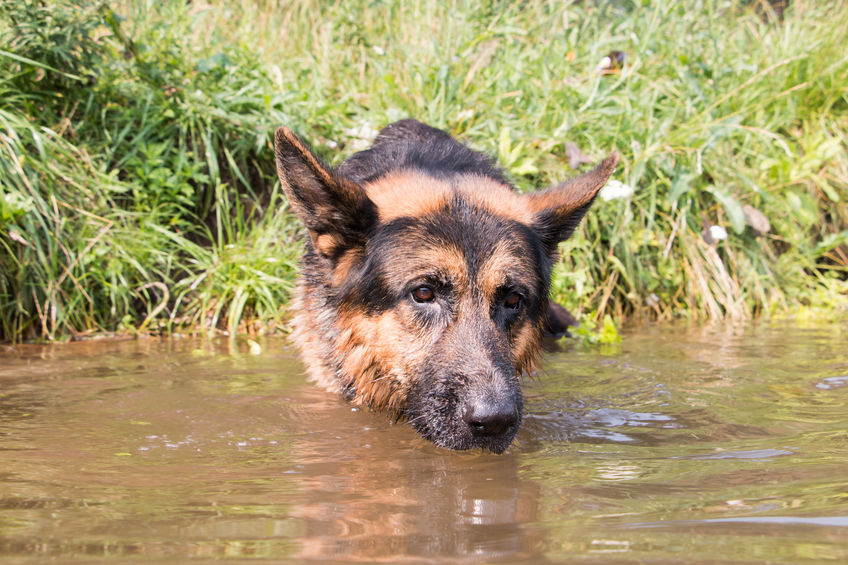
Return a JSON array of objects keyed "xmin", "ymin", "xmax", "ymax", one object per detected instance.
[
  {"xmin": 386, "ymin": 107, "xmax": 405, "ymax": 122},
  {"xmin": 344, "ymin": 121, "xmax": 379, "ymax": 152},
  {"xmin": 343, "ymin": 122, "xmax": 379, "ymax": 140},
  {"xmin": 4, "ymin": 192, "xmax": 34, "ymax": 212},
  {"xmin": 373, "ymin": 46, "xmax": 385, "ymax": 56},
  {"xmin": 599, "ymin": 179, "xmax": 634, "ymax": 201},
  {"xmin": 456, "ymin": 108, "xmax": 475, "ymax": 121},
  {"xmin": 8, "ymin": 230, "xmax": 28, "ymax": 246},
  {"xmin": 709, "ymin": 225, "xmax": 728, "ymax": 241},
  {"xmin": 350, "ymin": 138, "xmax": 371, "ymax": 152}
]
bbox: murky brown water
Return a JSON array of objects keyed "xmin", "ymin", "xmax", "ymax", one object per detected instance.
[{"xmin": 1, "ymin": 322, "xmax": 847, "ymax": 564}]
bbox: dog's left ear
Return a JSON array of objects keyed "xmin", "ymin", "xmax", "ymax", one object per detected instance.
[
  {"xmin": 525, "ymin": 153, "xmax": 619, "ymax": 254},
  {"xmin": 274, "ymin": 126, "xmax": 377, "ymax": 259}
]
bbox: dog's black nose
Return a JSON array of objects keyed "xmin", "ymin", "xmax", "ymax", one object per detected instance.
[{"xmin": 464, "ymin": 398, "xmax": 518, "ymax": 437}]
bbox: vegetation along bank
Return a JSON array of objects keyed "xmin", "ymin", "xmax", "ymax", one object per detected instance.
[{"xmin": 1, "ymin": 0, "xmax": 846, "ymax": 343}]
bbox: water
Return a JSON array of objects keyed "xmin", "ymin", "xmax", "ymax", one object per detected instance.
[{"xmin": 1, "ymin": 322, "xmax": 846, "ymax": 564}]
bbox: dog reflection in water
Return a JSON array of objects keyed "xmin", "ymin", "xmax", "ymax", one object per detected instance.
[{"xmin": 287, "ymin": 392, "xmax": 543, "ymax": 562}]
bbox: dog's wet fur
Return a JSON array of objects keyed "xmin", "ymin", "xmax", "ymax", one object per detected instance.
[{"xmin": 274, "ymin": 120, "xmax": 617, "ymax": 453}]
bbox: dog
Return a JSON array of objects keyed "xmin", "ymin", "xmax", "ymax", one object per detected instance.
[{"xmin": 274, "ymin": 119, "xmax": 617, "ymax": 453}]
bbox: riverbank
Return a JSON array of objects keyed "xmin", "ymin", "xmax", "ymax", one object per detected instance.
[{"xmin": 1, "ymin": 0, "xmax": 846, "ymax": 342}]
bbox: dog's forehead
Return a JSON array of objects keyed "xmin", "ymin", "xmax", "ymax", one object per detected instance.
[
  {"xmin": 372, "ymin": 239, "xmax": 471, "ymax": 288},
  {"xmin": 365, "ymin": 170, "xmax": 535, "ymax": 225},
  {"xmin": 368, "ymin": 184, "xmax": 542, "ymax": 293}
]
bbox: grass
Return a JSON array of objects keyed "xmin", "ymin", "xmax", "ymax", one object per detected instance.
[{"xmin": 1, "ymin": 0, "xmax": 846, "ymax": 342}]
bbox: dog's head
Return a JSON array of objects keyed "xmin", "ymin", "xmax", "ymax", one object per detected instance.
[{"xmin": 275, "ymin": 126, "xmax": 617, "ymax": 453}]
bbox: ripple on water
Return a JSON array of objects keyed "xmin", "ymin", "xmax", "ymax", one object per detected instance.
[{"xmin": 815, "ymin": 375, "xmax": 848, "ymax": 390}]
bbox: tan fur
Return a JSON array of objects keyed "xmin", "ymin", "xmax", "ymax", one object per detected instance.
[
  {"xmin": 331, "ymin": 248, "xmax": 363, "ymax": 287},
  {"xmin": 334, "ymin": 309, "xmax": 437, "ymax": 414},
  {"xmin": 290, "ymin": 291, "xmax": 337, "ymax": 391},
  {"xmin": 381, "ymin": 244, "xmax": 470, "ymax": 293},
  {"xmin": 366, "ymin": 171, "xmax": 534, "ymax": 225},
  {"xmin": 314, "ymin": 233, "xmax": 341, "ymax": 257},
  {"xmin": 477, "ymin": 239, "xmax": 539, "ymax": 299},
  {"xmin": 511, "ymin": 321, "xmax": 541, "ymax": 375},
  {"xmin": 366, "ymin": 172, "xmax": 450, "ymax": 222}
]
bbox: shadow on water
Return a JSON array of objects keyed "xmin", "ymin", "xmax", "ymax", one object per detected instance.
[{"xmin": 1, "ymin": 321, "xmax": 847, "ymax": 563}]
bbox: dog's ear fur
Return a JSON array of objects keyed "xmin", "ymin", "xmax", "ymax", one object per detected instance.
[
  {"xmin": 274, "ymin": 127, "xmax": 377, "ymax": 259},
  {"xmin": 525, "ymin": 153, "xmax": 619, "ymax": 253}
]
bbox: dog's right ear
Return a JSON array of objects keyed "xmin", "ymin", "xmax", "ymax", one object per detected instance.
[{"xmin": 274, "ymin": 127, "xmax": 377, "ymax": 259}]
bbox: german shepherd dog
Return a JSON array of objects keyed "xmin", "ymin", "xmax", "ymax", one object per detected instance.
[{"xmin": 274, "ymin": 120, "xmax": 617, "ymax": 453}]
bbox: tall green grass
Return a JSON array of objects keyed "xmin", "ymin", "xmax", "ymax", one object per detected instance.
[
  {"xmin": 1, "ymin": 0, "xmax": 299, "ymax": 341},
  {"xmin": 1, "ymin": 0, "xmax": 846, "ymax": 342}
]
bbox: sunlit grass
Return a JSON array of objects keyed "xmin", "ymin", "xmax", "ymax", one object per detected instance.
[
  {"xmin": 203, "ymin": 0, "xmax": 848, "ymax": 322},
  {"xmin": 1, "ymin": 0, "xmax": 846, "ymax": 342}
]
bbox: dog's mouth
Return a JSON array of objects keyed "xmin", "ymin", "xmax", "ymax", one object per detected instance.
[{"xmin": 406, "ymin": 385, "xmax": 523, "ymax": 454}]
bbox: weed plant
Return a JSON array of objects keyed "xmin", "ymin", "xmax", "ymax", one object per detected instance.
[{"xmin": 1, "ymin": 0, "xmax": 846, "ymax": 342}]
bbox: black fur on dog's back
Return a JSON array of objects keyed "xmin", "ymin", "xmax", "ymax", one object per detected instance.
[{"xmin": 338, "ymin": 119, "xmax": 509, "ymax": 186}]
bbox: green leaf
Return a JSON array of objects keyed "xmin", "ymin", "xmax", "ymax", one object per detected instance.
[
  {"xmin": 820, "ymin": 182, "xmax": 840, "ymax": 203},
  {"xmin": 598, "ymin": 315, "xmax": 621, "ymax": 345},
  {"xmin": 669, "ymin": 173, "xmax": 695, "ymax": 204},
  {"xmin": 813, "ymin": 231, "xmax": 848, "ymax": 256},
  {"xmin": 498, "ymin": 127, "xmax": 511, "ymax": 164},
  {"xmin": 511, "ymin": 157, "xmax": 538, "ymax": 176},
  {"xmin": 0, "ymin": 49, "xmax": 84, "ymax": 81}
]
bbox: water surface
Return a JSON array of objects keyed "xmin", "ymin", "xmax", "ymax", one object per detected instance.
[{"xmin": 1, "ymin": 322, "xmax": 847, "ymax": 563}]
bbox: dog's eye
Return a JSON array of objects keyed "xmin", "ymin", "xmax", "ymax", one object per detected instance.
[
  {"xmin": 411, "ymin": 285, "xmax": 436, "ymax": 304},
  {"xmin": 504, "ymin": 291, "xmax": 522, "ymax": 310}
]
